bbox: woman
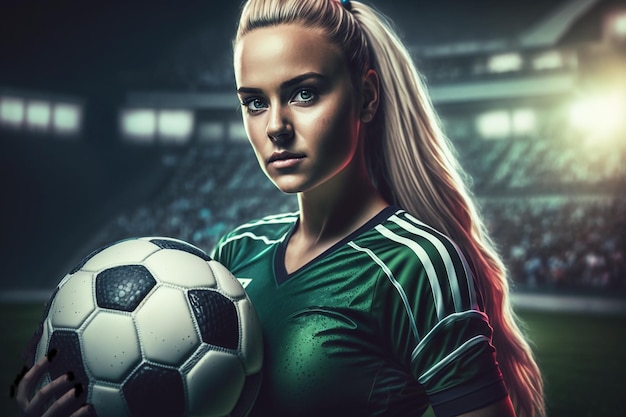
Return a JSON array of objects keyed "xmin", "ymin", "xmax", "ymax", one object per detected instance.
[
  {"xmin": 215, "ymin": 0, "xmax": 544, "ymax": 416},
  {"xmin": 14, "ymin": 0, "xmax": 544, "ymax": 416},
  {"xmin": 222, "ymin": 0, "xmax": 545, "ymax": 416}
]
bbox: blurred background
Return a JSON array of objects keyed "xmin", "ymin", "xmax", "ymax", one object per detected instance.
[
  {"xmin": 2, "ymin": 0, "xmax": 624, "ymax": 301},
  {"xmin": 1, "ymin": 0, "xmax": 625, "ymax": 415}
]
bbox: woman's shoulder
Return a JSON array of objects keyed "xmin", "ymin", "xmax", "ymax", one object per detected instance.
[
  {"xmin": 373, "ymin": 209, "xmax": 481, "ymax": 320},
  {"xmin": 212, "ymin": 211, "xmax": 299, "ymax": 262},
  {"xmin": 376, "ymin": 208, "xmax": 464, "ymax": 259},
  {"xmin": 230, "ymin": 211, "xmax": 299, "ymax": 235},
  {"xmin": 217, "ymin": 211, "xmax": 299, "ymax": 246}
]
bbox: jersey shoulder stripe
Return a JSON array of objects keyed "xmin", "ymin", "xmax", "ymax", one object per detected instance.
[
  {"xmin": 373, "ymin": 210, "xmax": 476, "ymax": 320},
  {"xmin": 374, "ymin": 223, "xmax": 448, "ymax": 320},
  {"xmin": 229, "ymin": 211, "xmax": 299, "ymax": 233},
  {"xmin": 390, "ymin": 212, "xmax": 477, "ymax": 312},
  {"xmin": 213, "ymin": 212, "xmax": 298, "ymax": 260}
]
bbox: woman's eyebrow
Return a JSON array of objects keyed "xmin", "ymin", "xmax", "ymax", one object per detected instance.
[{"xmin": 237, "ymin": 72, "xmax": 326, "ymax": 94}]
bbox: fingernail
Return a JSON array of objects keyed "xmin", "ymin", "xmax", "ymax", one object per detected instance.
[
  {"xmin": 74, "ymin": 383, "xmax": 83, "ymax": 398},
  {"xmin": 66, "ymin": 371, "xmax": 75, "ymax": 381},
  {"xmin": 47, "ymin": 348, "xmax": 58, "ymax": 362}
]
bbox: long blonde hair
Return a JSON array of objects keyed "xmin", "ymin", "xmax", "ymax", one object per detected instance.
[{"xmin": 235, "ymin": 1, "xmax": 545, "ymax": 416}]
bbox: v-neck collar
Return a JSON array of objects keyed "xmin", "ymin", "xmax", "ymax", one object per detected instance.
[{"xmin": 273, "ymin": 205, "xmax": 399, "ymax": 285}]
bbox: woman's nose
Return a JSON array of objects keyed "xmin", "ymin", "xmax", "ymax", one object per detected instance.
[{"xmin": 266, "ymin": 105, "xmax": 293, "ymax": 145}]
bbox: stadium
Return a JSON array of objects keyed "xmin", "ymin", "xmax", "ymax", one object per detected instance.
[{"xmin": 1, "ymin": 0, "xmax": 625, "ymax": 416}]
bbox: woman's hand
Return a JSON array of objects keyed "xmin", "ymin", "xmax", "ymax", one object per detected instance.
[{"xmin": 11, "ymin": 350, "xmax": 95, "ymax": 417}]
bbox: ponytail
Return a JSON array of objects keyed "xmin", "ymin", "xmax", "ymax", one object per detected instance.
[{"xmin": 352, "ymin": 3, "xmax": 545, "ymax": 416}]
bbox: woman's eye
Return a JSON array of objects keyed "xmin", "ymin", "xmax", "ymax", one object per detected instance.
[
  {"xmin": 242, "ymin": 98, "xmax": 266, "ymax": 113},
  {"xmin": 292, "ymin": 89, "xmax": 316, "ymax": 104}
]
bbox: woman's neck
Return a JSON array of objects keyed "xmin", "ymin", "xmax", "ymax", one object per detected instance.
[
  {"xmin": 282, "ymin": 177, "xmax": 387, "ymax": 275},
  {"xmin": 295, "ymin": 170, "xmax": 389, "ymax": 247}
]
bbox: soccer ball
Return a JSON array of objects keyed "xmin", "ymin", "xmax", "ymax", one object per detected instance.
[{"xmin": 32, "ymin": 237, "xmax": 263, "ymax": 417}]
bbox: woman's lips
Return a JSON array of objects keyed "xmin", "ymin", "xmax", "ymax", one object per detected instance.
[{"xmin": 268, "ymin": 151, "xmax": 306, "ymax": 168}]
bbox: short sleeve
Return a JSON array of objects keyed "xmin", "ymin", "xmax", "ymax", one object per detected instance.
[
  {"xmin": 411, "ymin": 310, "xmax": 508, "ymax": 416},
  {"xmin": 371, "ymin": 218, "xmax": 508, "ymax": 416}
]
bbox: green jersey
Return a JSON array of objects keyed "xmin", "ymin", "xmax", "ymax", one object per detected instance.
[{"xmin": 212, "ymin": 206, "xmax": 507, "ymax": 417}]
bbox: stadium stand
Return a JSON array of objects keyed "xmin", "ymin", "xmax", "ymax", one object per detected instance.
[{"xmin": 80, "ymin": 136, "xmax": 625, "ymax": 296}]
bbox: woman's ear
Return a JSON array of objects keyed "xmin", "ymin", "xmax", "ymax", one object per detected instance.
[{"xmin": 360, "ymin": 69, "xmax": 379, "ymax": 123}]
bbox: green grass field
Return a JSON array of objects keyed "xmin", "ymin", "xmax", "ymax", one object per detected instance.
[{"xmin": 1, "ymin": 303, "xmax": 624, "ymax": 417}]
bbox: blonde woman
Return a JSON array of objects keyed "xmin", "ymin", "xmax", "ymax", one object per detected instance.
[
  {"xmin": 14, "ymin": 1, "xmax": 544, "ymax": 416},
  {"xmin": 215, "ymin": 0, "xmax": 545, "ymax": 416}
]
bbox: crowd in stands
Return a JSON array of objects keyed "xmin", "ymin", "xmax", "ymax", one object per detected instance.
[
  {"xmin": 483, "ymin": 197, "xmax": 626, "ymax": 293},
  {"xmin": 94, "ymin": 137, "xmax": 626, "ymax": 294},
  {"xmin": 94, "ymin": 143, "xmax": 297, "ymax": 254}
]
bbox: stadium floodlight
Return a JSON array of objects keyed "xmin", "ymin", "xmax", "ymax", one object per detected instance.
[
  {"xmin": 53, "ymin": 102, "xmax": 82, "ymax": 136},
  {"xmin": 569, "ymin": 92, "xmax": 625, "ymax": 138},
  {"xmin": 120, "ymin": 108, "xmax": 157, "ymax": 143},
  {"xmin": 26, "ymin": 100, "xmax": 51, "ymax": 131},
  {"xmin": 158, "ymin": 110, "xmax": 194, "ymax": 144},
  {"xmin": 0, "ymin": 96, "xmax": 25, "ymax": 127},
  {"xmin": 612, "ymin": 12, "xmax": 626, "ymax": 37},
  {"xmin": 532, "ymin": 50, "xmax": 563, "ymax": 71},
  {"xmin": 198, "ymin": 121, "xmax": 225, "ymax": 142},
  {"xmin": 476, "ymin": 110, "xmax": 511, "ymax": 139},
  {"xmin": 487, "ymin": 53, "xmax": 523, "ymax": 73},
  {"xmin": 512, "ymin": 109, "xmax": 537, "ymax": 136},
  {"xmin": 228, "ymin": 121, "xmax": 248, "ymax": 142}
]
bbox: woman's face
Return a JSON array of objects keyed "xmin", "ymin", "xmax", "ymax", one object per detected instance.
[{"xmin": 234, "ymin": 24, "xmax": 363, "ymax": 195}]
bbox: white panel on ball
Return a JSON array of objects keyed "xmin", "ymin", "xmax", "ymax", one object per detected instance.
[
  {"xmin": 90, "ymin": 383, "xmax": 132, "ymax": 417},
  {"xmin": 144, "ymin": 249, "xmax": 216, "ymax": 288},
  {"xmin": 82, "ymin": 312, "xmax": 141, "ymax": 382},
  {"xmin": 34, "ymin": 318, "xmax": 51, "ymax": 362},
  {"xmin": 49, "ymin": 271, "xmax": 96, "ymax": 329},
  {"xmin": 184, "ymin": 350, "xmax": 246, "ymax": 417},
  {"xmin": 135, "ymin": 286, "xmax": 200, "ymax": 366},
  {"xmin": 81, "ymin": 240, "xmax": 160, "ymax": 272},
  {"xmin": 236, "ymin": 298, "xmax": 263, "ymax": 375},
  {"xmin": 209, "ymin": 261, "xmax": 245, "ymax": 299}
]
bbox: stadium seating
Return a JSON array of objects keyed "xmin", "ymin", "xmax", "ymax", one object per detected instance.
[{"xmin": 89, "ymin": 137, "xmax": 625, "ymax": 294}]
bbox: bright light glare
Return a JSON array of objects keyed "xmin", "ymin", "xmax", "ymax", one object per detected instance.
[
  {"xmin": 0, "ymin": 96, "xmax": 25, "ymax": 126},
  {"xmin": 512, "ymin": 109, "xmax": 536, "ymax": 135},
  {"xmin": 533, "ymin": 50, "xmax": 563, "ymax": 70},
  {"xmin": 477, "ymin": 111, "xmax": 511, "ymax": 138},
  {"xmin": 614, "ymin": 13, "xmax": 626, "ymax": 36},
  {"xmin": 26, "ymin": 100, "xmax": 51, "ymax": 130},
  {"xmin": 198, "ymin": 122, "xmax": 225, "ymax": 142},
  {"xmin": 53, "ymin": 103, "xmax": 82, "ymax": 134},
  {"xmin": 569, "ymin": 93, "xmax": 625, "ymax": 137},
  {"xmin": 121, "ymin": 109, "xmax": 156, "ymax": 142},
  {"xmin": 228, "ymin": 121, "xmax": 248, "ymax": 141},
  {"xmin": 487, "ymin": 53, "xmax": 523, "ymax": 73},
  {"xmin": 158, "ymin": 110, "xmax": 194, "ymax": 143}
]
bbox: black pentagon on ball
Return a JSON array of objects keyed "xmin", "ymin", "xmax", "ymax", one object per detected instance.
[
  {"xmin": 123, "ymin": 363, "xmax": 185, "ymax": 417},
  {"xmin": 47, "ymin": 330, "xmax": 89, "ymax": 387},
  {"xmin": 95, "ymin": 265, "xmax": 156, "ymax": 312},
  {"xmin": 188, "ymin": 289, "xmax": 239, "ymax": 350},
  {"xmin": 149, "ymin": 238, "xmax": 212, "ymax": 261}
]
